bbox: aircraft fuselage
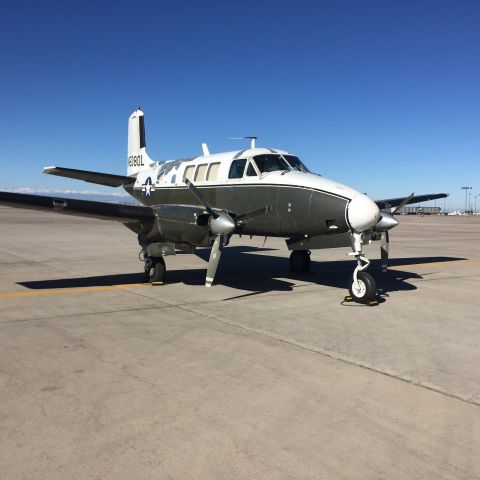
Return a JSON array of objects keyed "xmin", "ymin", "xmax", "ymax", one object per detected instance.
[{"xmin": 125, "ymin": 148, "xmax": 362, "ymax": 243}]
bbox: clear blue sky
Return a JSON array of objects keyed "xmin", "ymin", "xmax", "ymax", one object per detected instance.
[{"xmin": 1, "ymin": 0, "xmax": 479, "ymax": 210}]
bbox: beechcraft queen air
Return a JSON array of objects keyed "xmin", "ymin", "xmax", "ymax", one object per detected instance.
[{"xmin": 0, "ymin": 109, "xmax": 448, "ymax": 303}]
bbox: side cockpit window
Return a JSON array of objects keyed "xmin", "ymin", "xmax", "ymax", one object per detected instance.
[
  {"xmin": 253, "ymin": 154, "xmax": 289, "ymax": 173},
  {"xmin": 228, "ymin": 159, "xmax": 247, "ymax": 179},
  {"xmin": 283, "ymin": 155, "xmax": 309, "ymax": 172}
]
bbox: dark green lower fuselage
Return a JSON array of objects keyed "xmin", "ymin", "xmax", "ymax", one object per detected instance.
[{"xmin": 125, "ymin": 183, "xmax": 350, "ymax": 246}]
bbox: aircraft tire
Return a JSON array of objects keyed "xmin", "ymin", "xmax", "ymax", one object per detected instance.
[
  {"xmin": 289, "ymin": 250, "xmax": 311, "ymax": 273},
  {"xmin": 348, "ymin": 271, "xmax": 376, "ymax": 304},
  {"xmin": 148, "ymin": 257, "xmax": 166, "ymax": 284}
]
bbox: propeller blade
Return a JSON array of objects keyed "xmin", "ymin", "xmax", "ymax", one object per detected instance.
[
  {"xmin": 235, "ymin": 206, "xmax": 271, "ymax": 225},
  {"xmin": 185, "ymin": 180, "xmax": 271, "ymax": 287},
  {"xmin": 185, "ymin": 178, "xmax": 218, "ymax": 218},
  {"xmin": 205, "ymin": 235, "xmax": 223, "ymax": 287},
  {"xmin": 391, "ymin": 192, "xmax": 415, "ymax": 214},
  {"xmin": 380, "ymin": 230, "xmax": 389, "ymax": 272}
]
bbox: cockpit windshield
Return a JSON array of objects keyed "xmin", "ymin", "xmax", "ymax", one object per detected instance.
[
  {"xmin": 283, "ymin": 155, "xmax": 310, "ymax": 173},
  {"xmin": 253, "ymin": 154, "xmax": 290, "ymax": 173},
  {"xmin": 252, "ymin": 154, "xmax": 310, "ymax": 174}
]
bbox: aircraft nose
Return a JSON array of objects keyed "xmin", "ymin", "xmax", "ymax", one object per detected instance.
[{"xmin": 347, "ymin": 194, "xmax": 381, "ymax": 233}]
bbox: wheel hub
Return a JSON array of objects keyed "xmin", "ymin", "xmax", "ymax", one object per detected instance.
[{"xmin": 352, "ymin": 279, "xmax": 366, "ymax": 298}]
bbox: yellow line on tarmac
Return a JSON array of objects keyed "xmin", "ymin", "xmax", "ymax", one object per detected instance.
[
  {"xmin": 0, "ymin": 259, "xmax": 478, "ymax": 299},
  {"xmin": 0, "ymin": 283, "xmax": 150, "ymax": 298}
]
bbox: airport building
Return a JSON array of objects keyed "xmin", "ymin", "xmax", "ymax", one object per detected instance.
[{"xmin": 396, "ymin": 206, "xmax": 442, "ymax": 215}]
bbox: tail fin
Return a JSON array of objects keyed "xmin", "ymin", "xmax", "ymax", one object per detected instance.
[{"xmin": 127, "ymin": 108, "xmax": 154, "ymax": 177}]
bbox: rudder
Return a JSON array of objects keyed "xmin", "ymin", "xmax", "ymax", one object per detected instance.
[{"xmin": 128, "ymin": 108, "xmax": 154, "ymax": 177}]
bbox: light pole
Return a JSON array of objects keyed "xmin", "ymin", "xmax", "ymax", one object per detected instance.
[
  {"xmin": 475, "ymin": 195, "xmax": 478, "ymax": 216},
  {"xmin": 462, "ymin": 186, "xmax": 472, "ymax": 214}
]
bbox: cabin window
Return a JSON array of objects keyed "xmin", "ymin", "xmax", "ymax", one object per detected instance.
[
  {"xmin": 228, "ymin": 159, "xmax": 247, "ymax": 179},
  {"xmin": 253, "ymin": 154, "xmax": 289, "ymax": 173},
  {"xmin": 183, "ymin": 165, "xmax": 195, "ymax": 181},
  {"xmin": 156, "ymin": 169, "xmax": 166, "ymax": 184},
  {"xmin": 283, "ymin": 155, "xmax": 309, "ymax": 172},
  {"xmin": 206, "ymin": 162, "xmax": 220, "ymax": 181},
  {"xmin": 246, "ymin": 161, "xmax": 257, "ymax": 177},
  {"xmin": 195, "ymin": 164, "xmax": 208, "ymax": 182}
]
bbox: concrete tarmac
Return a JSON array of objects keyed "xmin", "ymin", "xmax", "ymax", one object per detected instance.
[{"xmin": 1, "ymin": 207, "xmax": 479, "ymax": 479}]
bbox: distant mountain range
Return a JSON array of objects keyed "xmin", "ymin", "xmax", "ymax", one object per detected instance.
[{"xmin": 3, "ymin": 188, "xmax": 140, "ymax": 205}]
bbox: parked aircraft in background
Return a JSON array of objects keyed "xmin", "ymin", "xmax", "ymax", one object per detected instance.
[{"xmin": 0, "ymin": 109, "xmax": 447, "ymax": 303}]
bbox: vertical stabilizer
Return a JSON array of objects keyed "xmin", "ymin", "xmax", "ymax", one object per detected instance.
[{"xmin": 128, "ymin": 108, "xmax": 154, "ymax": 177}]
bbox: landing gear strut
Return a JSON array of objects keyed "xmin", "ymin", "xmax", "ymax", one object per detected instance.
[
  {"xmin": 289, "ymin": 250, "xmax": 311, "ymax": 273},
  {"xmin": 348, "ymin": 232, "xmax": 376, "ymax": 304}
]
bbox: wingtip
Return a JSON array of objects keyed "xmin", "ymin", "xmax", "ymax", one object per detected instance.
[{"xmin": 43, "ymin": 166, "xmax": 56, "ymax": 174}]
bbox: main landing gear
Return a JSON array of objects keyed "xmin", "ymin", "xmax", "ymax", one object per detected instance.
[
  {"xmin": 347, "ymin": 232, "xmax": 376, "ymax": 304},
  {"xmin": 138, "ymin": 236, "xmax": 168, "ymax": 285},
  {"xmin": 289, "ymin": 250, "xmax": 311, "ymax": 273},
  {"xmin": 144, "ymin": 255, "xmax": 166, "ymax": 284}
]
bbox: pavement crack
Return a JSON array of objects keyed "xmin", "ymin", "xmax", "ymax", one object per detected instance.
[{"xmin": 175, "ymin": 303, "xmax": 480, "ymax": 410}]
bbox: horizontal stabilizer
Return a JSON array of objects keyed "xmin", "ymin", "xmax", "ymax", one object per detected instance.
[
  {"xmin": 375, "ymin": 193, "xmax": 448, "ymax": 210},
  {"xmin": 0, "ymin": 191, "xmax": 154, "ymax": 223},
  {"xmin": 43, "ymin": 166, "xmax": 135, "ymax": 188}
]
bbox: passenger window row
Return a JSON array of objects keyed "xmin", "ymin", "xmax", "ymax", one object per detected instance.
[
  {"xmin": 156, "ymin": 162, "xmax": 221, "ymax": 185},
  {"xmin": 184, "ymin": 162, "xmax": 221, "ymax": 182},
  {"xmin": 156, "ymin": 154, "xmax": 309, "ymax": 185}
]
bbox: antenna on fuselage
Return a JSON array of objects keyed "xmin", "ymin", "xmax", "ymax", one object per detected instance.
[
  {"xmin": 229, "ymin": 136, "xmax": 258, "ymax": 149},
  {"xmin": 202, "ymin": 143, "xmax": 210, "ymax": 156}
]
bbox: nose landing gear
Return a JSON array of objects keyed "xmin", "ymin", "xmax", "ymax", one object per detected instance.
[{"xmin": 348, "ymin": 232, "xmax": 376, "ymax": 304}]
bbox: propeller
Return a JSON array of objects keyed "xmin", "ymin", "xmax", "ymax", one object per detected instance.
[
  {"xmin": 235, "ymin": 206, "xmax": 271, "ymax": 225},
  {"xmin": 374, "ymin": 192, "xmax": 414, "ymax": 271},
  {"xmin": 380, "ymin": 231, "xmax": 389, "ymax": 272},
  {"xmin": 185, "ymin": 178, "xmax": 269, "ymax": 287},
  {"xmin": 391, "ymin": 192, "xmax": 414, "ymax": 214},
  {"xmin": 185, "ymin": 178, "xmax": 218, "ymax": 219},
  {"xmin": 206, "ymin": 234, "xmax": 224, "ymax": 287}
]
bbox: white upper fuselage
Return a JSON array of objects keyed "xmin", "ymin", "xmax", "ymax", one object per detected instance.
[{"xmin": 132, "ymin": 147, "xmax": 361, "ymax": 202}]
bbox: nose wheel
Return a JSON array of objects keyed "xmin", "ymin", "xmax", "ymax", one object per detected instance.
[
  {"xmin": 348, "ymin": 232, "xmax": 377, "ymax": 304},
  {"xmin": 347, "ymin": 271, "xmax": 376, "ymax": 304}
]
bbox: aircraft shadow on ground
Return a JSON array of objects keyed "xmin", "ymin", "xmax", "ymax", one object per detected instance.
[{"xmin": 17, "ymin": 246, "xmax": 465, "ymax": 300}]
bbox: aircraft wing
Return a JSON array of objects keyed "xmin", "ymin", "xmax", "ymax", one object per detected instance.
[
  {"xmin": 375, "ymin": 193, "xmax": 448, "ymax": 210},
  {"xmin": 43, "ymin": 166, "xmax": 135, "ymax": 187},
  {"xmin": 0, "ymin": 191, "xmax": 154, "ymax": 223}
]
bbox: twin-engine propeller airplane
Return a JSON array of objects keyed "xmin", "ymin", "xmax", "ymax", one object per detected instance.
[{"xmin": 0, "ymin": 109, "xmax": 447, "ymax": 303}]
